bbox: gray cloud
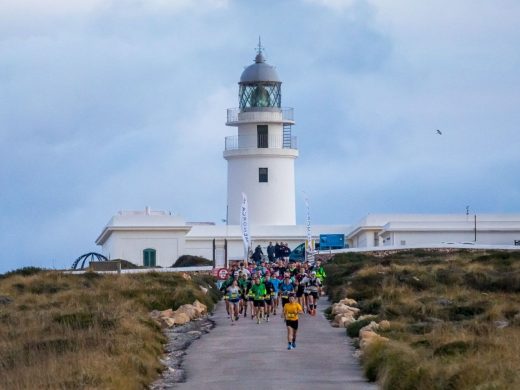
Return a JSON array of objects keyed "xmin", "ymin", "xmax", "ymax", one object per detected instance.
[{"xmin": 1, "ymin": 1, "xmax": 519, "ymax": 272}]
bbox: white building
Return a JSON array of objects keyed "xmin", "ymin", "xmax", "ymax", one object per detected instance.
[
  {"xmin": 95, "ymin": 207, "xmax": 350, "ymax": 267},
  {"xmin": 347, "ymin": 214, "xmax": 520, "ymax": 248}
]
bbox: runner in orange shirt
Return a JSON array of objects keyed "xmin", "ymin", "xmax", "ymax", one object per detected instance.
[{"xmin": 283, "ymin": 293, "xmax": 303, "ymax": 350}]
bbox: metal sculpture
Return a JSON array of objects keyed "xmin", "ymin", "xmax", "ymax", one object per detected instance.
[{"xmin": 71, "ymin": 252, "xmax": 109, "ymax": 270}]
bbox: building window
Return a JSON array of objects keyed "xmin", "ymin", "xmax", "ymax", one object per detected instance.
[
  {"xmin": 259, "ymin": 167, "xmax": 268, "ymax": 183},
  {"xmin": 143, "ymin": 248, "xmax": 156, "ymax": 267},
  {"xmin": 257, "ymin": 125, "xmax": 268, "ymax": 148}
]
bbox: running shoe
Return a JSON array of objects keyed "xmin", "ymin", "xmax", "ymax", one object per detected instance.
[
  {"xmin": 287, "ymin": 344, "xmax": 293, "ymax": 350},
  {"xmin": 292, "ymin": 341, "xmax": 296, "ymax": 348}
]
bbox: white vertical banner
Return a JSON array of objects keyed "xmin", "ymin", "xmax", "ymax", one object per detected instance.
[
  {"xmin": 304, "ymin": 193, "xmax": 315, "ymax": 262},
  {"xmin": 240, "ymin": 192, "xmax": 251, "ymax": 260}
]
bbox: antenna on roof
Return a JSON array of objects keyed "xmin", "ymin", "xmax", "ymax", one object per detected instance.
[{"xmin": 256, "ymin": 36, "xmax": 264, "ymax": 55}]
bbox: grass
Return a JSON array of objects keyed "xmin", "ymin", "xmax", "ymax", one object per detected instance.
[
  {"xmin": 0, "ymin": 269, "xmax": 219, "ymax": 389},
  {"xmin": 325, "ymin": 249, "xmax": 520, "ymax": 390}
]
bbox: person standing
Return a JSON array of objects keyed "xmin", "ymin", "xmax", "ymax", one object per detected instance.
[
  {"xmin": 267, "ymin": 241, "xmax": 275, "ymax": 263},
  {"xmin": 275, "ymin": 242, "xmax": 281, "ymax": 260},
  {"xmin": 283, "ymin": 293, "xmax": 303, "ymax": 350},
  {"xmin": 252, "ymin": 244, "xmax": 264, "ymax": 264}
]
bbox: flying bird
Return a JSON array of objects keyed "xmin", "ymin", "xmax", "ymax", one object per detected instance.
[{"xmin": 436, "ymin": 129, "xmax": 442, "ymax": 135}]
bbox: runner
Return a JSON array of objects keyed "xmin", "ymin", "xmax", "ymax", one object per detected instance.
[
  {"xmin": 237, "ymin": 273, "xmax": 249, "ymax": 317},
  {"xmin": 294, "ymin": 276, "xmax": 306, "ymax": 313},
  {"xmin": 283, "ymin": 293, "xmax": 303, "ymax": 350},
  {"xmin": 264, "ymin": 273, "xmax": 274, "ymax": 322},
  {"xmin": 226, "ymin": 280, "xmax": 241, "ymax": 324},
  {"xmin": 280, "ymin": 275, "xmax": 295, "ymax": 312},
  {"xmin": 304, "ymin": 271, "xmax": 322, "ymax": 316},
  {"xmin": 270, "ymin": 271, "xmax": 281, "ymax": 315},
  {"xmin": 250, "ymin": 277, "xmax": 267, "ymax": 324}
]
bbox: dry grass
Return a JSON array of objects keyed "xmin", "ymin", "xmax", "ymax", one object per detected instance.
[
  {"xmin": 325, "ymin": 249, "xmax": 520, "ymax": 390},
  {"xmin": 0, "ymin": 270, "xmax": 219, "ymax": 389}
]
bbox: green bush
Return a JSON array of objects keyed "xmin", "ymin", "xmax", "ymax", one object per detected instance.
[{"xmin": 346, "ymin": 317, "xmax": 377, "ymax": 338}]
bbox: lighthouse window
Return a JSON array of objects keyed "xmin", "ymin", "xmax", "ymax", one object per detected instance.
[
  {"xmin": 257, "ymin": 125, "xmax": 268, "ymax": 148},
  {"xmin": 259, "ymin": 168, "xmax": 268, "ymax": 182}
]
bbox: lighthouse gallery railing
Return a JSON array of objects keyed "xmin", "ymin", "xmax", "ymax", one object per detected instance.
[{"xmin": 225, "ymin": 134, "xmax": 297, "ymax": 150}]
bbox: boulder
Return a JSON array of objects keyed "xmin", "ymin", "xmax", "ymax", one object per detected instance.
[
  {"xmin": 176, "ymin": 304, "xmax": 198, "ymax": 320},
  {"xmin": 339, "ymin": 298, "xmax": 357, "ymax": 306},
  {"xmin": 359, "ymin": 329, "xmax": 389, "ymax": 350},
  {"xmin": 331, "ymin": 303, "xmax": 360, "ymax": 316},
  {"xmin": 199, "ymin": 285, "xmax": 208, "ymax": 295},
  {"xmin": 181, "ymin": 273, "xmax": 192, "ymax": 280},
  {"xmin": 171, "ymin": 312, "xmax": 190, "ymax": 325},
  {"xmin": 159, "ymin": 317, "xmax": 176, "ymax": 328},
  {"xmin": 379, "ymin": 320, "xmax": 391, "ymax": 330},
  {"xmin": 360, "ymin": 321, "xmax": 380, "ymax": 333},
  {"xmin": 159, "ymin": 309, "xmax": 174, "ymax": 318},
  {"xmin": 192, "ymin": 300, "xmax": 208, "ymax": 315}
]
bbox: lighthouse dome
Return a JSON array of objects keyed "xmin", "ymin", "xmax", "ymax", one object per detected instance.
[{"xmin": 240, "ymin": 52, "xmax": 281, "ymax": 83}]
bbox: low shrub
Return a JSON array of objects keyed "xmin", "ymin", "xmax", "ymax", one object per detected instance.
[
  {"xmin": 346, "ymin": 317, "xmax": 377, "ymax": 338},
  {"xmin": 172, "ymin": 255, "xmax": 213, "ymax": 267}
]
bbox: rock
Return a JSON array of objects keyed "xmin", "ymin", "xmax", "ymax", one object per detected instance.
[
  {"xmin": 159, "ymin": 317, "xmax": 176, "ymax": 328},
  {"xmin": 359, "ymin": 329, "xmax": 389, "ymax": 350},
  {"xmin": 360, "ymin": 321, "xmax": 380, "ymax": 333},
  {"xmin": 150, "ymin": 310, "xmax": 162, "ymax": 319},
  {"xmin": 176, "ymin": 305, "xmax": 198, "ymax": 320},
  {"xmin": 331, "ymin": 303, "xmax": 360, "ymax": 316},
  {"xmin": 181, "ymin": 273, "xmax": 191, "ymax": 280},
  {"xmin": 379, "ymin": 320, "xmax": 391, "ymax": 330},
  {"xmin": 199, "ymin": 285, "xmax": 208, "ymax": 294},
  {"xmin": 0, "ymin": 296, "xmax": 13, "ymax": 305},
  {"xmin": 494, "ymin": 320, "xmax": 509, "ymax": 329},
  {"xmin": 340, "ymin": 315, "xmax": 356, "ymax": 328},
  {"xmin": 159, "ymin": 309, "xmax": 175, "ymax": 319},
  {"xmin": 171, "ymin": 312, "xmax": 190, "ymax": 325},
  {"xmin": 192, "ymin": 300, "xmax": 208, "ymax": 316},
  {"xmin": 339, "ymin": 298, "xmax": 357, "ymax": 306}
]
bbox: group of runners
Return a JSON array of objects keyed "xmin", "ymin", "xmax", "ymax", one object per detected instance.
[{"xmin": 220, "ymin": 258, "xmax": 327, "ymax": 350}]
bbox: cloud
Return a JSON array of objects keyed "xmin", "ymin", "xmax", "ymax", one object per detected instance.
[{"xmin": 1, "ymin": 1, "xmax": 520, "ymax": 273}]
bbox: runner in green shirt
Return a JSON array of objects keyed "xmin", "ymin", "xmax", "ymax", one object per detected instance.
[{"xmin": 250, "ymin": 277, "xmax": 267, "ymax": 324}]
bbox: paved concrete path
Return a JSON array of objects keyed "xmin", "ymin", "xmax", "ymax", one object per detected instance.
[{"xmin": 175, "ymin": 298, "xmax": 378, "ymax": 390}]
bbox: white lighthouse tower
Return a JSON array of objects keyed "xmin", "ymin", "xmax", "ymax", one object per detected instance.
[{"xmin": 224, "ymin": 43, "xmax": 298, "ymax": 226}]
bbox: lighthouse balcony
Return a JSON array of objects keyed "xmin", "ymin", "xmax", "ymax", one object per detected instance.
[
  {"xmin": 226, "ymin": 107, "xmax": 294, "ymax": 126},
  {"xmin": 224, "ymin": 134, "xmax": 297, "ymax": 151}
]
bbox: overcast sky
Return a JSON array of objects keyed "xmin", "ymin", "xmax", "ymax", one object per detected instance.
[{"xmin": 1, "ymin": 0, "xmax": 519, "ymax": 273}]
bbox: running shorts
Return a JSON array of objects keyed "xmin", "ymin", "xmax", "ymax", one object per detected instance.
[
  {"xmin": 253, "ymin": 300, "xmax": 265, "ymax": 308},
  {"xmin": 286, "ymin": 319, "xmax": 298, "ymax": 330},
  {"xmin": 310, "ymin": 291, "xmax": 319, "ymax": 299}
]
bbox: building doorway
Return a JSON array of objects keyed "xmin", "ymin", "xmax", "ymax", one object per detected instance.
[{"xmin": 143, "ymin": 248, "xmax": 156, "ymax": 267}]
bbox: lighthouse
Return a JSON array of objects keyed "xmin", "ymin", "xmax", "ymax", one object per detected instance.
[{"xmin": 224, "ymin": 43, "xmax": 298, "ymax": 226}]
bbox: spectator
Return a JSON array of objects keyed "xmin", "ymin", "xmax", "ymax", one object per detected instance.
[{"xmin": 267, "ymin": 241, "xmax": 275, "ymax": 262}]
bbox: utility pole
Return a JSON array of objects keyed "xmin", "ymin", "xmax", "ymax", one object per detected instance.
[{"xmin": 474, "ymin": 214, "xmax": 477, "ymax": 242}]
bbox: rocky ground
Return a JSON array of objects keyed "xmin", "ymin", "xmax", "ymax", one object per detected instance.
[{"xmin": 150, "ymin": 315, "xmax": 215, "ymax": 389}]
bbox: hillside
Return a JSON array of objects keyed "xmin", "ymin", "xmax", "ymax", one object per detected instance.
[
  {"xmin": 0, "ymin": 269, "xmax": 219, "ymax": 389},
  {"xmin": 325, "ymin": 249, "xmax": 520, "ymax": 390}
]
